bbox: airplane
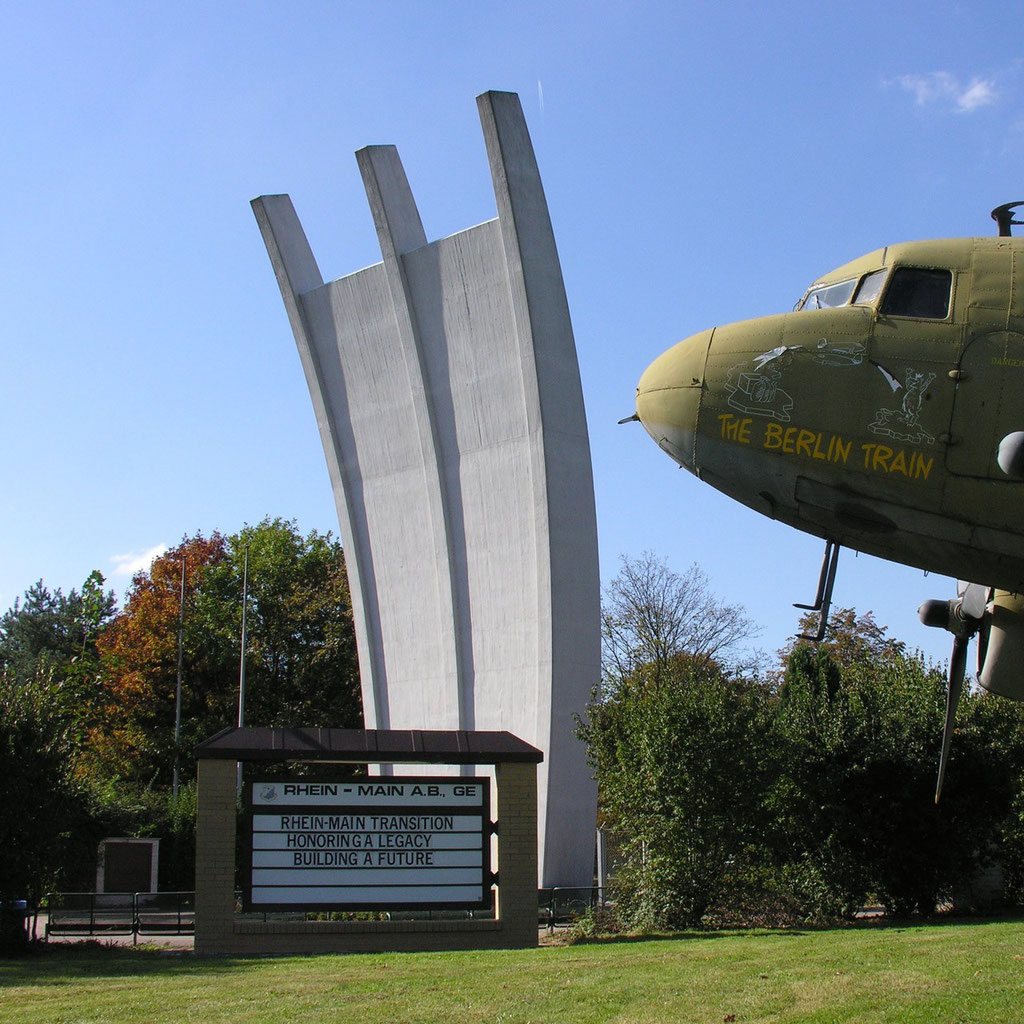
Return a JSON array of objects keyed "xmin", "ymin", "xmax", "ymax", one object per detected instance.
[{"xmin": 631, "ymin": 201, "xmax": 1024, "ymax": 800}]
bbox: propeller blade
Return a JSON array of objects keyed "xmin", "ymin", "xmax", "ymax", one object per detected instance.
[
  {"xmin": 936, "ymin": 636, "xmax": 969, "ymax": 804},
  {"xmin": 957, "ymin": 581, "xmax": 988, "ymax": 621}
]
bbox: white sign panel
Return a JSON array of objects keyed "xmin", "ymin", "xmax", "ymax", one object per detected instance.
[{"xmin": 245, "ymin": 777, "xmax": 491, "ymax": 910}]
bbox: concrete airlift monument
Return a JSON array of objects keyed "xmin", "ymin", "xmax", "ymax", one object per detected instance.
[{"xmin": 250, "ymin": 91, "xmax": 600, "ymax": 893}]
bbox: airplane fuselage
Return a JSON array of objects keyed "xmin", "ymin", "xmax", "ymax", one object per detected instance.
[{"xmin": 636, "ymin": 236, "xmax": 1024, "ymax": 591}]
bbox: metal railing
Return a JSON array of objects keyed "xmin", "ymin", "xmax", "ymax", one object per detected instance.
[
  {"xmin": 135, "ymin": 891, "xmax": 195, "ymax": 936},
  {"xmin": 42, "ymin": 891, "xmax": 195, "ymax": 944},
  {"xmin": 40, "ymin": 887, "xmax": 607, "ymax": 939},
  {"xmin": 538, "ymin": 886, "xmax": 607, "ymax": 930}
]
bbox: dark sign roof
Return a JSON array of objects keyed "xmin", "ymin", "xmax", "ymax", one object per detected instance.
[{"xmin": 195, "ymin": 726, "xmax": 543, "ymax": 764}]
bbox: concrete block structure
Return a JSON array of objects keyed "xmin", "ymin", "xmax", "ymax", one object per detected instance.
[{"xmin": 252, "ymin": 91, "xmax": 599, "ymax": 887}]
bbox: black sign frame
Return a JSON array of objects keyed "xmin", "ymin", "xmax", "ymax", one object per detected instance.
[{"xmin": 243, "ymin": 775, "xmax": 493, "ymax": 912}]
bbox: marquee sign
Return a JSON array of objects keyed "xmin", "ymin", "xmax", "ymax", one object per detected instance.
[{"xmin": 245, "ymin": 777, "xmax": 492, "ymax": 911}]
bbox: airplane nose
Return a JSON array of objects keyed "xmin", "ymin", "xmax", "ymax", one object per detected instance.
[{"xmin": 635, "ymin": 329, "xmax": 713, "ymax": 472}]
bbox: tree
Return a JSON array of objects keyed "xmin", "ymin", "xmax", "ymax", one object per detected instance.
[
  {"xmin": 0, "ymin": 571, "xmax": 116, "ymax": 714},
  {"xmin": 94, "ymin": 518, "xmax": 361, "ymax": 791},
  {"xmin": 0, "ymin": 668, "xmax": 101, "ymax": 900},
  {"xmin": 92, "ymin": 533, "xmax": 228, "ymax": 787},
  {"xmin": 0, "ymin": 572, "xmax": 118, "ymax": 900},
  {"xmin": 579, "ymin": 654, "xmax": 771, "ymax": 928},
  {"xmin": 198, "ymin": 519, "xmax": 361, "ymax": 728},
  {"xmin": 582, "ymin": 556, "xmax": 769, "ymax": 928},
  {"xmin": 0, "ymin": 523, "xmax": 362, "ymax": 894},
  {"xmin": 978, "ymin": 694, "xmax": 1024, "ymax": 905},
  {"xmin": 585, "ymin": 583, "xmax": 1024, "ymax": 930},
  {"xmin": 772, "ymin": 609, "xmax": 1020, "ymax": 917},
  {"xmin": 782, "ymin": 607, "xmax": 907, "ymax": 669},
  {"xmin": 602, "ymin": 552, "xmax": 759, "ymax": 689}
]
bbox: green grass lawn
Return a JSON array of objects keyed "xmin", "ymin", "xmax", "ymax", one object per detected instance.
[{"xmin": 3, "ymin": 920, "xmax": 1024, "ymax": 1023}]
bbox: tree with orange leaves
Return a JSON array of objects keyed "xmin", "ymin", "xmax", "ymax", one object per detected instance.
[
  {"xmin": 93, "ymin": 519, "xmax": 360, "ymax": 790},
  {"xmin": 93, "ymin": 532, "xmax": 227, "ymax": 785}
]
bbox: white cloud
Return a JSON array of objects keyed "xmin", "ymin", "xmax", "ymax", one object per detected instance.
[
  {"xmin": 898, "ymin": 71, "xmax": 955, "ymax": 106},
  {"xmin": 110, "ymin": 543, "xmax": 168, "ymax": 578},
  {"xmin": 957, "ymin": 77, "xmax": 998, "ymax": 112},
  {"xmin": 896, "ymin": 71, "xmax": 998, "ymax": 113}
]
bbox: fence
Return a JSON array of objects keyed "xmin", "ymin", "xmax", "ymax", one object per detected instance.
[
  {"xmin": 40, "ymin": 888, "xmax": 601, "ymax": 940},
  {"xmin": 42, "ymin": 891, "xmax": 195, "ymax": 944},
  {"xmin": 538, "ymin": 886, "xmax": 608, "ymax": 930}
]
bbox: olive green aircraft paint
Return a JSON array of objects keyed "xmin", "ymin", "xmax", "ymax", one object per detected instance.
[
  {"xmin": 636, "ymin": 234, "xmax": 1024, "ymax": 596},
  {"xmin": 636, "ymin": 217, "xmax": 1024, "ymax": 782}
]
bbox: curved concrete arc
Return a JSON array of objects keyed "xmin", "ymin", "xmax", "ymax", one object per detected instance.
[
  {"xmin": 356, "ymin": 146, "xmax": 471, "ymax": 735},
  {"xmin": 252, "ymin": 91, "xmax": 599, "ymax": 886},
  {"xmin": 251, "ymin": 196, "xmax": 391, "ymax": 730},
  {"xmin": 478, "ymin": 92, "xmax": 602, "ymax": 886}
]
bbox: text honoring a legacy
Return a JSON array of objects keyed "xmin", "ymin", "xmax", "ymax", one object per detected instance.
[{"xmin": 245, "ymin": 777, "xmax": 491, "ymax": 911}]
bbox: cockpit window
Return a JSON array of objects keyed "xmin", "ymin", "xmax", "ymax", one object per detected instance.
[
  {"xmin": 880, "ymin": 267, "xmax": 952, "ymax": 319},
  {"xmin": 798, "ymin": 278, "xmax": 857, "ymax": 311},
  {"xmin": 853, "ymin": 269, "xmax": 887, "ymax": 306}
]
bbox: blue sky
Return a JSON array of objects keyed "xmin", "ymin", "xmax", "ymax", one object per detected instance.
[{"xmin": 2, "ymin": 0, "xmax": 1021, "ymax": 670}]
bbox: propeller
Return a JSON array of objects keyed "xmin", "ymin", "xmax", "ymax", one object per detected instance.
[{"xmin": 918, "ymin": 581, "xmax": 990, "ymax": 803}]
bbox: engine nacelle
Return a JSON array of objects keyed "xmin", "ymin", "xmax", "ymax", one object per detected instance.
[{"xmin": 978, "ymin": 590, "xmax": 1024, "ymax": 700}]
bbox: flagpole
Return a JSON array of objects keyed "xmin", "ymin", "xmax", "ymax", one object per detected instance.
[
  {"xmin": 237, "ymin": 544, "xmax": 249, "ymax": 796},
  {"xmin": 172, "ymin": 555, "xmax": 185, "ymax": 799}
]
